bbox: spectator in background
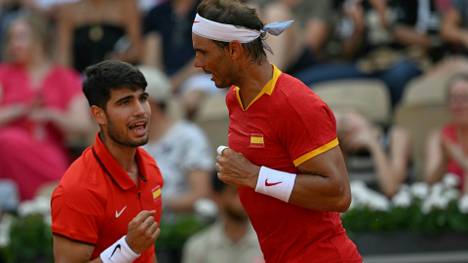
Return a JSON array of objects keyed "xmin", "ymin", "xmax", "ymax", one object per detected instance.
[
  {"xmin": 140, "ymin": 66, "xmax": 212, "ymax": 217},
  {"xmin": 390, "ymin": 0, "xmax": 443, "ymax": 59},
  {"xmin": 0, "ymin": 0, "xmax": 21, "ymax": 62},
  {"xmin": 336, "ymin": 110, "xmax": 412, "ymax": 197},
  {"xmin": 425, "ymin": 73, "xmax": 468, "ymax": 195},
  {"xmin": 260, "ymin": 0, "xmax": 333, "ymax": 74},
  {"xmin": 441, "ymin": 0, "xmax": 468, "ymax": 55},
  {"xmin": 20, "ymin": 0, "xmax": 79, "ymax": 18},
  {"xmin": 295, "ymin": 0, "xmax": 422, "ymax": 107},
  {"xmin": 182, "ymin": 171, "xmax": 263, "ymax": 263},
  {"xmin": 143, "ymin": 0, "xmax": 217, "ymax": 119},
  {"xmin": 0, "ymin": 13, "xmax": 91, "ymax": 200},
  {"xmin": 56, "ymin": 0, "xmax": 142, "ymax": 72}
]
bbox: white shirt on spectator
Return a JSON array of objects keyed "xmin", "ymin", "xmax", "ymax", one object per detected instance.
[{"xmin": 144, "ymin": 120, "xmax": 213, "ymax": 209}]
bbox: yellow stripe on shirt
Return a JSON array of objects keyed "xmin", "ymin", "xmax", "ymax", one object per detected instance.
[{"xmin": 293, "ymin": 138, "xmax": 339, "ymax": 167}]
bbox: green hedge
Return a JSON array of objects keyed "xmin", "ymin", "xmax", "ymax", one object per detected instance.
[
  {"xmin": 342, "ymin": 199, "xmax": 468, "ymax": 235},
  {"xmin": 3, "ymin": 202, "xmax": 468, "ymax": 262},
  {"xmin": 4, "ymin": 214, "xmax": 52, "ymax": 263},
  {"xmin": 1, "ymin": 214, "xmax": 206, "ymax": 263}
]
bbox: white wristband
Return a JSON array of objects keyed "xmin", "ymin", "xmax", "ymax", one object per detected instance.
[
  {"xmin": 255, "ymin": 166, "xmax": 296, "ymax": 202},
  {"xmin": 100, "ymin": 235, "xmax": 140, "ymax": 263}
]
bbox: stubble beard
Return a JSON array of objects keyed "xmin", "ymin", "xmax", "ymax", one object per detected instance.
[{"xmin": 106, "ymin": 119, "xmax": 148, "ymax": 147}]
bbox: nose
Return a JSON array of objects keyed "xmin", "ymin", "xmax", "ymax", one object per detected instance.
[
  {"xmin": 193, "ymin": 55, "xmax": 203, "ymax": 69},
  {"xmin": 134, "ymin": 100, "xmax": 147, "ymax": 117}
]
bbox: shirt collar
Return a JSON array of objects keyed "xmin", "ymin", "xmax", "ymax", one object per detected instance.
[
  {"xmin": 92, "ymin": 134, "xmax": 148, "ymax": 190},
  {"xmin": 235, "ymin": 64, "xmax": 282, "ymax": 111}
]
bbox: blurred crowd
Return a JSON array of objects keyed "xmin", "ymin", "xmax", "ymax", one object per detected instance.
[{"xmin": 1, "ymin": 0, "xmax": 468, "ymax": 262}]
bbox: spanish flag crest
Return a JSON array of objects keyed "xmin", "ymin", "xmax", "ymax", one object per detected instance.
[
  {"xmin": 152, "ymin": 185, "xmax": 161, "ymax": 200},
  {"xmin": 250, "ymin": 133, "xmax": 265, "ymax": 148}
]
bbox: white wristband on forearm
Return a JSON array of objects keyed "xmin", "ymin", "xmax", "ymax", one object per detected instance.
[
  {"xmin": 255, "ymin": 166, "xmax": 296, "ymax": 202},
  {"xmin": 100, "ymin": 235, "xmax": 140, "ymax": 263}
]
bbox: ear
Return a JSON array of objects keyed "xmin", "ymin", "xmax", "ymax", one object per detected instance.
[
  {"xmin": 90, "ymin": 105, "xmax": 107, "ymax": 125},
  {"xmin": 228, "ymin": 40, "xmax": 243, "ymax": 60}
]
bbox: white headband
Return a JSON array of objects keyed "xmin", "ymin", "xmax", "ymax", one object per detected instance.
[{"xmin": 192, "ymin": 13, "xmax": 293, "ymax": 53}]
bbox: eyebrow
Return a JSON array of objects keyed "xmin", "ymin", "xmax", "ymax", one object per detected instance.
[{"xmin": 115, "ymin": 95, "xmax": 134, "ymax": 104}]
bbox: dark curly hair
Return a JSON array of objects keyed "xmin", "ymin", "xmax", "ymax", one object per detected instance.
[{"xmin": 83, "ymin": 60, "xmax": 147, "ymax": 109}]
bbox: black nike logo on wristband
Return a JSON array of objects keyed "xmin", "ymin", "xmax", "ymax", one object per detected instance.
[{"xmin": 110, "ymin": 244, "xmax": 121, "ymax": 258}]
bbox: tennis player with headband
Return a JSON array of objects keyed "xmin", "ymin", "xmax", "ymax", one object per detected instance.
[{"xmin": 192, "ymin": 0, "xmax": 362, "ymax": 262}]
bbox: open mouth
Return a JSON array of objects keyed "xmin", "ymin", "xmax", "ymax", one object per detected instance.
[{"xmin": 128, "ymin": 120, "xmax": 148, "ymax": 137}]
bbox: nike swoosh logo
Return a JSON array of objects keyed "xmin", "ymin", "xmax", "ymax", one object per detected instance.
[
  {"xmin": 265, "ymin": 179, "xmax": 282, "ymax": 187},
  {"xmin": 110, "ymin": 244, "xmax": 121, "ymax": 258},
  {"xmin": 115, "ymin": 206, "xmax": 127, "ymax": 218}
]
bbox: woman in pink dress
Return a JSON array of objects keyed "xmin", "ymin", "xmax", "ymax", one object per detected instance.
[
  {"xmin": 0, "ymin": 14, "xmax": 91, "ymax": 200},
  {"xmin": 425, "ymin": 73, "xmax": 468, "ymax": 193}
]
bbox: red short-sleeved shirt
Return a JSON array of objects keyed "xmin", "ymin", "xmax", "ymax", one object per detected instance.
[
  {"xmin": 51, "ymin": 135, "xmax": 163, "ymax": 262},
  {"xmin": 226, "ymin": 65, "xmax": 361, "ymax": 263}
]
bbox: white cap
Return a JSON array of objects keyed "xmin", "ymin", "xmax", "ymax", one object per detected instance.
[{"xmin": 138, "ymin": 65, "xmax": 171, "ymax": 102}]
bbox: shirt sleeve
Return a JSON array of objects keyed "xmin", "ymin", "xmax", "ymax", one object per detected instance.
[
  {"xmin": 280, "ymin": 94, "xmax": 338, "ymax": 167},
  {"xmin": 51, "ymin": 183, "xmax": 105, "ymax": 244}
]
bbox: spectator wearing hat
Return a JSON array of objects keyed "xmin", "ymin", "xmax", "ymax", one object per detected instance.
[{"xmin": 139, "ymin": 66, "xmax": 213, "ymax": 218}]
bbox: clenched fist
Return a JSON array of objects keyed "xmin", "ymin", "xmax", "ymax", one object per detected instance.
[
  {"xmin": 216, "ymin": 145, "xmax": 260, "ymax": 189},
  {"xmin": 126, "ymin": 210, "xmax": 160, "ymax": 254}
]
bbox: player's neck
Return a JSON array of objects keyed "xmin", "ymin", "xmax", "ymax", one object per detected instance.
[
  {"xmin": 237, "ymin": 62, "xmax": 273, "ymax": 106},
  {"xmin": 100, "ymin": 132, "xmax": 138, "ymax": 181}
]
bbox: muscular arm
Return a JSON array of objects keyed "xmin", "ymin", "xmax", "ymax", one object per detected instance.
[
  {"xmin": 53, "ymin": 235, "xmax": 102, "ymax": 263},
  {"xmin": 289, "ymin": 146, "xmax": 351, "ymax": 212},
  {"xmin": 217, "ymin": 146, "xmax": 351, "ymax": 212}
]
